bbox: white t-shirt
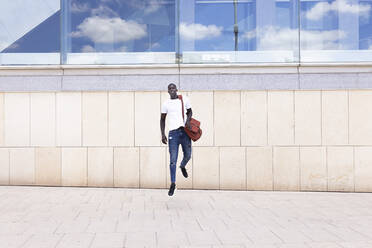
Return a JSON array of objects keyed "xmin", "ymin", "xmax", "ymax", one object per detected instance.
[{"xmin": 161, "ymin": 96, "xmax": 192, "ymax": 131}]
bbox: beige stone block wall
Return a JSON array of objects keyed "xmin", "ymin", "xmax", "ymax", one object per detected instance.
[
  {"xmin": 354, "ymin": 147, "xmax": 372, "ymax": 192},
  {"xmin": 139, "ymin": 147, "xmax": 166, "ymax": 188},
  {"xmin": 349, "ymin": 90, "xmax": 372, "ymax": 145},
  {"xmin": 300, "ymin": 147, "xmax": 327, "ymax": 191},
  {"xmin": 0, "ymin": 148, "xmax": 9, "ymax": 184},
  {"xmin": 88, "ymin": 147, "xmax": 113, "ymax": 187},
  {"xmin": 35, "ymin": 147, "xmax": 61, "ymax": 186},
  {"xmin": 246, "ymin": 147, "xmax": 273, "ymax": 190},
  {"xmin": 1, "ymin": 89, "xmax": 372, "ymax": 192},
  {"xmin": 241, "ymin": 91, "xmax": 267, "ymax": 146},
  {"xmin": 31, "ymin": 93, "xmax": 56, "ymax": 146},
  {"xmin": 214, "ymin": 92, "xmax": 240, "ymax": 146},
  {"xmin": 61, "ymin": 148, "xmax": 87, "ymax": 186},
  {"xmin": 322, "ymin": 91, "xmax": 348, "ymax": 145},
  {"xmin": 56, "ymin": 92, "xmax": 82, "ymax": 146},
  {"xmin": 273, "ymin": 147, "xmax": 299, "ymax": 191},
  {"xmin": 0, "ymin": 93, "xmax": 4, "ymax": 146},
  {"xmin": 135, "ymin": 92, "xmax": 160, "ymax": 146},
  {"xmin": 4, "ymin": 93, "xmax": 30, "ymax": 146},
  {"xmin": 220, "ymin": 147, "xmax": 246, "ymax": 190},
  {"xmin": 83, "ymin": 92, "xmax": 108, "ymax": 146},
  {"xmin": 114, "ymin": 147, "xmax": 139, "ymax": 188},
  {"xmin": 193, "ymin": 147, "xmax": 219, "ymax": 189},
  {"xmin": 295, "ymin": 91, "xmax": 321, "ymax": 145},
  {"xmin": 109, "ymin": 92, "xmax": 134, "ymax": 146},
  {"xmin": 10, "ymin": 148, "xmax": 35, "ymax": 185},
  {"xmin": 268, "ymin": 91, "xmax": 294, "ymax": 145},
  {"xmin": 327, "ymin": 147, "xmax": 354, "ymax": 192}
]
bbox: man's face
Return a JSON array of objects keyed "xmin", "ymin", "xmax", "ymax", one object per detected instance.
[{"xmin": 168, "ymin": 84, "xmax": 178, "ymax": 98}]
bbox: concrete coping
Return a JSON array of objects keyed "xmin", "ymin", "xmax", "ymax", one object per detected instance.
[{"xmin": 0, "ymin": 63, "xmax": 372, "ymax": 74}]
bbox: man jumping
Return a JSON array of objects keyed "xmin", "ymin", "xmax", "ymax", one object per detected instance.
[{"xmin": 160, "ymin": 83, "xmax": 192, "ymax": 196}]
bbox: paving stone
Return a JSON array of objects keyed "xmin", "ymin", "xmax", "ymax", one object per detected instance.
[
  {"xmin": 157, "ymin": 231, "xmax": 190, "ymax": 246},
  {"xmin": 125, "ymin": 231, "xmax": 156, "ymax": 247},
  {"xmin": 0, "ymin": 187, "xmax": 370, "ymax": 248},
  {"xmin": 187, "ymin": 231, "xmax": 221, "ymax": 246},
  {"xmin": 23, "ymin": 234, "xmax": 63, "ymax": 248},
  {"xmin": 56, "ymin": 233, "xmax": 95, "ymax": 248},
  {"xmin": 90, "ymin": 233, "xmax": 125, "ymax": 248}
]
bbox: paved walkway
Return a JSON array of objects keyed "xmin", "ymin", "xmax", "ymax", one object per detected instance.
[{"xmin": 0, "ymin": 186, "xmax": 372, "ymax": 248}]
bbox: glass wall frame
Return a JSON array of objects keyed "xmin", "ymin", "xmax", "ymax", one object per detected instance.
[
  {"xmin": 62, "ymin": 0, "xmax": 177, "ymax": 65},
  {"xmin": 0, "ymin": 0, "xmax": 61, "ymax": 65},
  {"xmin": 300, "ymin": 0, "xmax": 372, "ymax": 62},
  {"xmin": 1, "ymin": 0, "xmax": 372, "ymax": 65}
]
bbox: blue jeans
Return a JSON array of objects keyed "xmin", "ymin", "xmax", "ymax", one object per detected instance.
[{"xmin": 168, "ymin": 127, "xmax": 192, "ymax": 183}]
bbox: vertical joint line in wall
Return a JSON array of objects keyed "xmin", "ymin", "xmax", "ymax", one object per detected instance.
[
  {"xmin": 3, "ymin": 94, "xmax": 5, "ymax": 149},
  {"xmin": 81, "ymin": 92, "xmax": 83, "ymax": 147},
  {"xmin": 55, "ymin": 92, "xmax": 57, "ymax": 147},
  {"xmin": 245, "ymin": 147, "xmax": 247, "ymax": 190},
  {"xmin": 159, "ymin": 91, "xmax": 161, "ymax": 147},
  {"xmin": 139, "ymin": 147, "xmax": 141, "ymax": 188},
  {"xmin": 320, "ymin": 91, "xmax": 323, "ymax": 146},
  {"xmin": 293, "ymin": 90, "xmax": 296, "ymax": 145},
  {"xmin": 298, "ymin": 147, "xmax": 301, "ymax": 191},
  {"xmin": 112, "ymin": 147, "xmax": 114, "ymax": 187},
  {"xmin": 165, "ymin": 147, "xmax": 167, "ymax": 188},
  {"xmin": 353, "ymin": 146, "xmax": 355, "ymax": 192},
  {"xmin": 191, "ymin": 148, "xmax": 194, "ymax": 189},
  {"xmin": 33, "ymin": 147, "xmax": 36, "ymax": 184},
  {"xmin": 59, "ymin": 147, "xmax": 62, "ymax": 186},
  {"xmin": 107, "ymin": 92, "xmax": 109, "ymax": 147},
  {"xmin": 86, "ymin": 147, "xmax": 88, "ymax": 186},
  {"xmin": 266, "ymin": 91, "xmax": 269, "ymax": 146},
  {"xmin": 133, "ymin": 92, "xmax": 136, "ymax": 147},
  {"xmin": 8, "ymin": 149, "xmax": 10, "ymax": 185},
  {"xmin": 347, "ymin": 90, "xmax": 350, "ymax": 144},
  {"xmin": 213, "ymin": 91, "xmax": 215, "ymax": 146},
  {"xmin": 218, "ymin": 147, "xmax": 220, "ymax": 190},
  {"xmin": 29, "ymin": 93, "xmax": 31, "ymax": 146},
  {"xmin": 326, "ymin": 146, "xmax": 328, "ymax": 191},
  {"xmin": 271, "ymin": 147, "xmax": 274, "ymax": 190},
  {"xmin": 239, "ymin": 91, "xmax": 241, "ymax": 147}
]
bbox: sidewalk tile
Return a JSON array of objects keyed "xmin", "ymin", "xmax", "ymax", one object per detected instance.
[
  {"xmin": 157, "ymin": 231, "xmax": 189, "ymax": 246},
  {"xmin": 56, "ymin": 233, "xmax": 94, "ymax": 248},
  {"xmin": 23, "ymin": 234, "xmax": 63, "ymax": 248},
  {"xmin": 187, "ymin": 231, "xmax": 221, "ymax": 246},
  {"xmin": 125, "ymin": 231, "xmax": 156, "ymax": 247},
  {"xmin": 90, "ymin": 233, "xmax": 125, "ymax": 248}
]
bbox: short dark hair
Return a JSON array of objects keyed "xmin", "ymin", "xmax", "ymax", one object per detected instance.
[{"xmin": 168, "ymin": 83, "xmax": 177, "ymax": 89}]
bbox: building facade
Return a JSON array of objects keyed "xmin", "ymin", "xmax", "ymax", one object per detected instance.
[{"xmin": 1, "ymin": 0, "xmax": 372, "ymax": 192}]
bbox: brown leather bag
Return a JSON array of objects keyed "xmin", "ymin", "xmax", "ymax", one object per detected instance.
[{"xmin": 178, "ymin": 95, "xmax": 202, "ymax": 142}]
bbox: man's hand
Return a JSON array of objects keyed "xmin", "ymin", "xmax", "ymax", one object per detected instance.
[{"xmin": 162, "ymin": 134, "xmax": 168, "ymax": 144}]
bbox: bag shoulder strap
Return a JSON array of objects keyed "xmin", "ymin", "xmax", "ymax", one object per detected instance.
[{"xmin": 178, "ymin": 95, "xmax": 185, "ymax": 122}]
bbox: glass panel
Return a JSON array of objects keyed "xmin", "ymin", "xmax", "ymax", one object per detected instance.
[
  {"xmin": 63, "ymin": 0, "xmax": 176, "ymax": 64},
  {"xmin": 180, "ymin": 0, "xmax": 299, "ymax": 63},
  {"xmin": 300, "ymin": 0, "xmax": 372, "ymax": 62},
  {"xmin": 0, "ymin": 0, "xmax": 60, "ymax": 65}
]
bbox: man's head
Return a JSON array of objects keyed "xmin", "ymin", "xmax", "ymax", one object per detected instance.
[{"xmin": 168, "ymin": 83, "xmax": 178, "ymax": 99}]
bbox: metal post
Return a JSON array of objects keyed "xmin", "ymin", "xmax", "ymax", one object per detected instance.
[{"xmin": 234, "ymin": 0, "xmax": 238, "ymax": 51}]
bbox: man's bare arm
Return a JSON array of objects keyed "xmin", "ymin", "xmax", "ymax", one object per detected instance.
[{"xmin": 160, "ymin": 113, "xmax": 167, "ymax": 144}]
